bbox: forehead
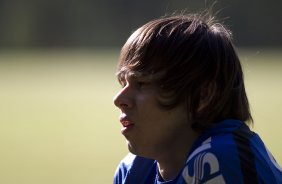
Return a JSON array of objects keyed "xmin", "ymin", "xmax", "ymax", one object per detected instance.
[{"xmin": 118, "ymin": 26, "xmax": 163, "ymax": 72}]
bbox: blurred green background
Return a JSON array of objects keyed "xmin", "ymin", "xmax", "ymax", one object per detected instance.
[
  {"xmin": 0, "ymin": 49, "xmax": 281, "ymax": 184},
  {"xmin": 0, "ymin": 0, "xmax": 281, "ymax": 183}
]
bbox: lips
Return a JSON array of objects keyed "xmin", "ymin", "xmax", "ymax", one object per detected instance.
[
  {"xmin": 121, "ymin": 120, "xmax": 133, "ymax": 127},
  {"xmin": 119, "ymin": 114, "xmax": 134, "ymax": 126},
  {"xmin": 119, "ymin": 115, "xmax": 134, "ymax": 134}
]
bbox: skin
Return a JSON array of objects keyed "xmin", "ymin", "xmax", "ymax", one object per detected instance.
[{"xmin": 113, "ymin": 72, "xmax": 200, "ymax": 181}]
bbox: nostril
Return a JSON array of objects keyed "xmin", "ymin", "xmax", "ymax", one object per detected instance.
[
  {"xmin": 120, "ymin": 103, "xmax": 129, "ymax": 108},
  {"xmin": 114, "ymin": 96, "xmax": 131, "ymax": 109},
  {"xmin": 113, "ymin": 94, "xmax": 129, "ymax": 108}
]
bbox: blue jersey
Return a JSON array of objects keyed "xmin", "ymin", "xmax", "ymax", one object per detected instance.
[{"xmin": 114, "ymin": 119, "xmax": 282, "ymax": 184}]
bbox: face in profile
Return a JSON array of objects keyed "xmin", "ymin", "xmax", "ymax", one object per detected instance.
[{"xmin": 113, "ymin": 70, "xmax": 192, "ymax": 159}]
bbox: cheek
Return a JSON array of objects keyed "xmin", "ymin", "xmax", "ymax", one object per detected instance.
[
  {"xmin": 136, "ymin": 92, "xmax": 159, "ymax": 110},
  {"xmin": 157, "ymin": 105, "xmax": 189, "ymax": 131}
]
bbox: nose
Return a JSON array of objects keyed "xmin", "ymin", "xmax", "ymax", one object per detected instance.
[{"xmin": 113, "ymin": 86, "xmax": 133, "ymax": 109}]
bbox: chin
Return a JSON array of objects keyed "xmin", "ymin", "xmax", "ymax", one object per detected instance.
[
  {"xmin": 127, "ymin": 143, "xmax": 155, "ymax": 159},
  {"xmin": 127, "ymin": 141, "xmax": 138, "ymax": 155},
  {"xmin": 127, "ymin": 142, "xmax": 143, "ymax": 157}
]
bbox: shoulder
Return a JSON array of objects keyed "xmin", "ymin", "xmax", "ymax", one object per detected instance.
[
  {"xmin": 114, "ymin": 153, "xmax": 156, "ymax": 184},
  {"xmin": 181, "ymin": 136, "xmax": 242, "ymax": 184},
  {"xmin": 180, "ymin": 121, "xmax": 282, "ymax": 184},
  {"xmin": 179, "ymin": 119, "xmax": 256, "ymax": 184}
]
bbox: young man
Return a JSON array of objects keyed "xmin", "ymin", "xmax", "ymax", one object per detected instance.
[{"xmin": 113, "ymin": 13, "xmax": 282, "ymax": 184}]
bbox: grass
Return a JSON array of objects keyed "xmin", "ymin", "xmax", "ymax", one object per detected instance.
[{"xmin": 0, "ymin": 48, "xmax": 281, "ymax": 184}]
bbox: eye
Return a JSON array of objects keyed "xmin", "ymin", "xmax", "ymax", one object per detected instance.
[
  {"xmin": 137, "ymin": 81, "xmax": 146, "ymax": 87},
  {"xmin": 136, "ymin": 80, "xmax": 150, "ymax": 89}
]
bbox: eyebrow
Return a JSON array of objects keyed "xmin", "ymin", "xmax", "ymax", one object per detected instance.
[
  {"xmin": 116, "ymin": 71, "xmax": 143, "ymax": 83},
  {"xmin": 126, "ymin": 71, "xmax": 144, "ymax": 79},
  {"xmin": 117, "ymin": 67, "xmax": 165, "ymax": 82}
]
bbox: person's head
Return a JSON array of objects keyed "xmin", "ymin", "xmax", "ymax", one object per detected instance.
[{"xmin": 115, "ymin": 13, "xmax": 252, "ymax": 133}]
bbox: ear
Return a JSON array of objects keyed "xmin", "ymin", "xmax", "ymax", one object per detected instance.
[{"xmin": 198, "ymin": 81, "xmax": 217, "ymax": 112}]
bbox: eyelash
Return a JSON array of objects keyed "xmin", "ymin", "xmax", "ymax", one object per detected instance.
[
  {"xmin": 137, "ymin": 81, "xmax": 146, "ymax": 87},
  {"xmin": 119, "ymin": 79, "xmax": 149, "ymax": 89}
]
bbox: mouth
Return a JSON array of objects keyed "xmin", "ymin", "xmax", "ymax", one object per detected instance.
[
  {"xmin": 121, "ymin": 120, "xmax": 134, "ymax": 127},
  {"xmin": 120, "ymin": 116, "xmax": 135, "ymax": 134}
]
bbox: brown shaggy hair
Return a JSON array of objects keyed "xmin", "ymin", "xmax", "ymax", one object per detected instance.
[{"xmin": 116, "ymin": 13, "xmax": 253, "ymax": 132}]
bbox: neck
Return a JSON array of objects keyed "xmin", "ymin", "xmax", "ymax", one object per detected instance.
[
  {"xmin": 156, "ymin": 130, "xmax": 199, "ymax": 181},
  {"xmin": 157, "ymin": 153, "xmax": 187, "ymax": 181}
]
